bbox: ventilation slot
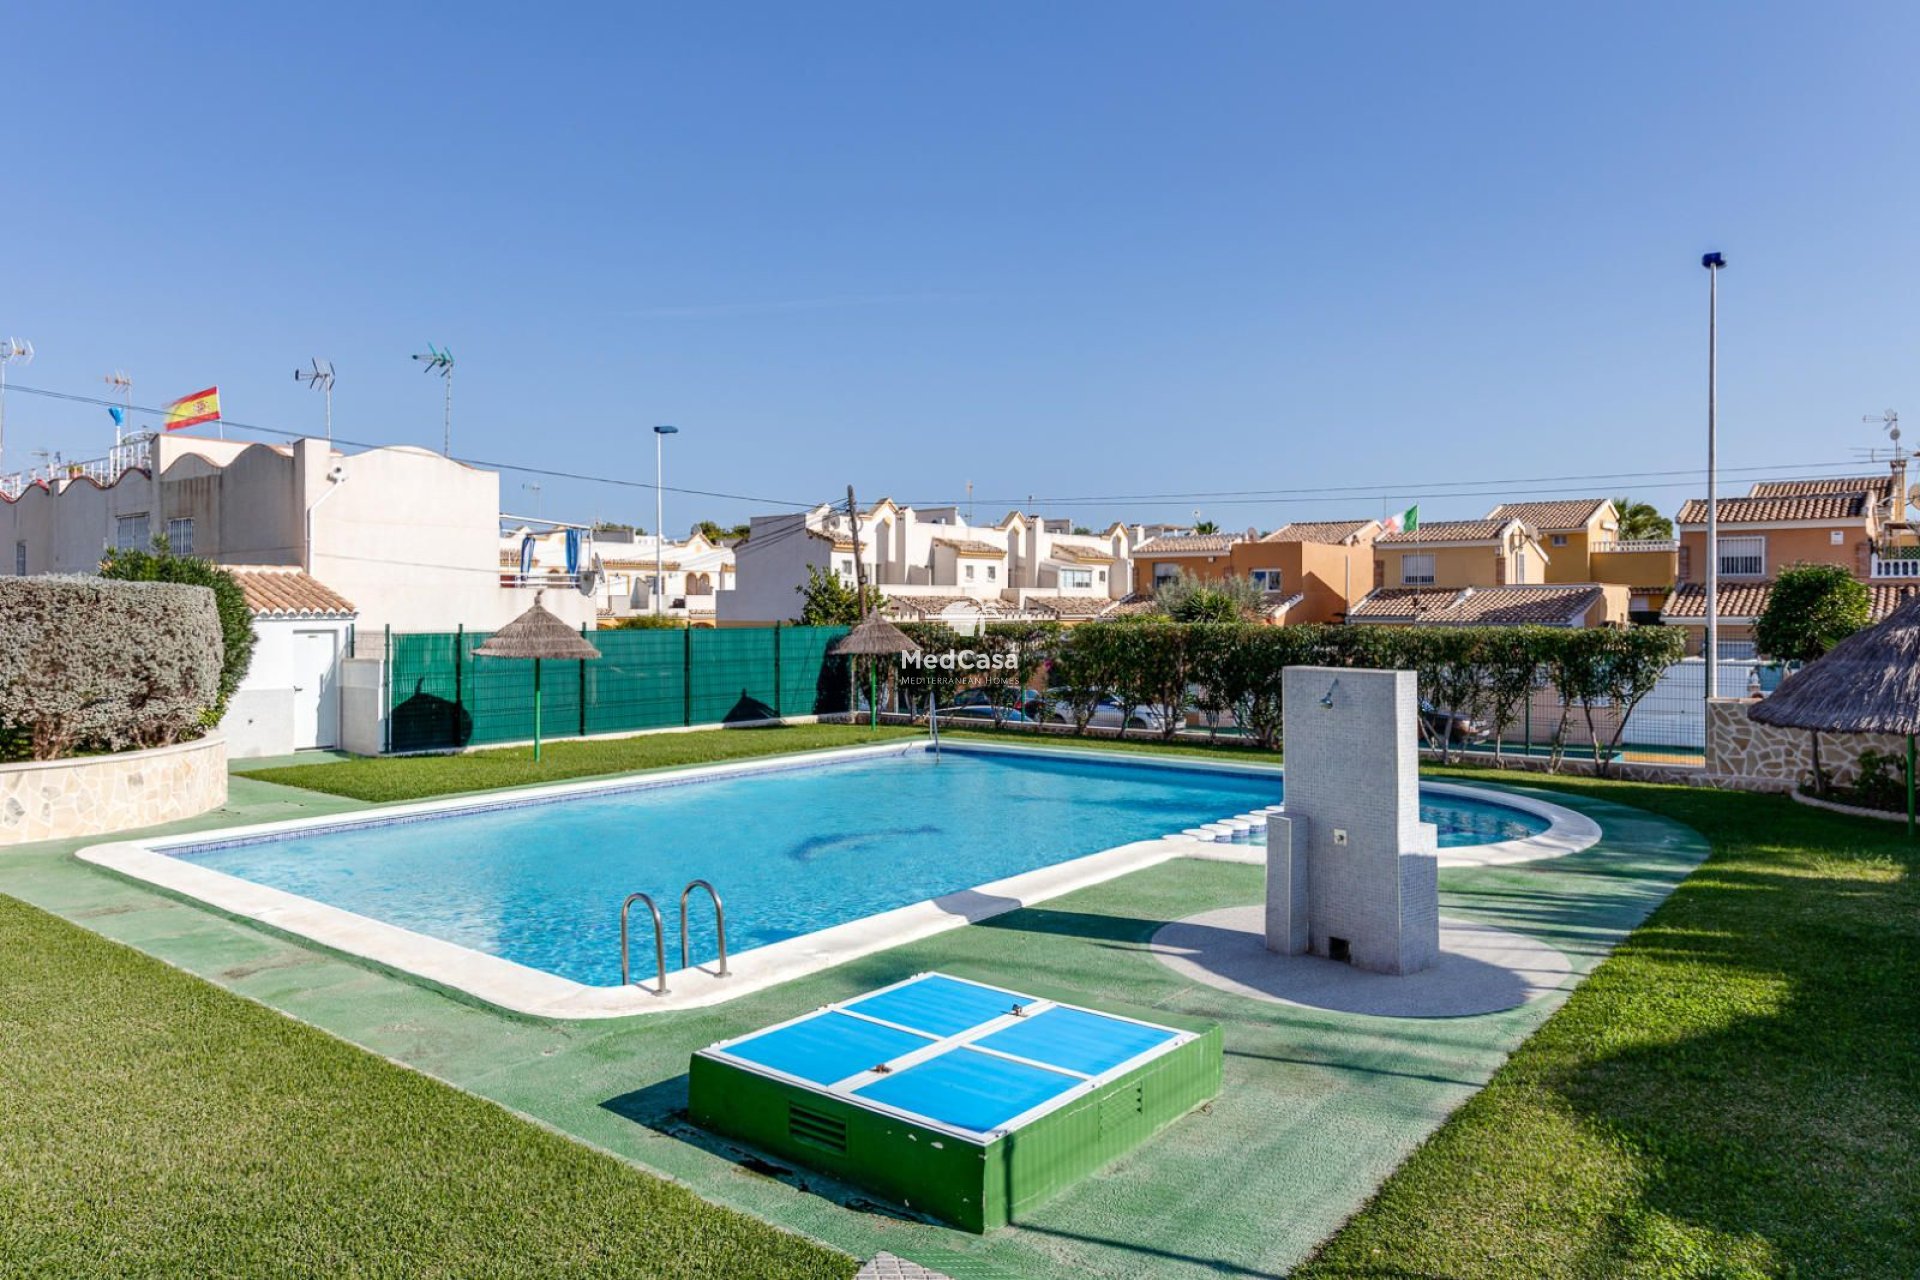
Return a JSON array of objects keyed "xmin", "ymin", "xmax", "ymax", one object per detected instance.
[{"xmin": 789, "ymin": 1104, "xmax": 848, "ymax": 1154}]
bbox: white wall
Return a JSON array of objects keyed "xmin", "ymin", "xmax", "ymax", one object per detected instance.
[{"xmin": 220, "ymin": 615, "xmax": 356, "ymax": 758}]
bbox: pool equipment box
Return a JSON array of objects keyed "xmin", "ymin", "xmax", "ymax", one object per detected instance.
[{"xmin": 688, "ymin": 973, "xmax": 1222, "ymax": 1232}]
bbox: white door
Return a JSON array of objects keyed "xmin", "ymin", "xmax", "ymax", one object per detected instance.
[{"xmin": 292, "ymin": 628, "xmax": 341, "ymax": 749}]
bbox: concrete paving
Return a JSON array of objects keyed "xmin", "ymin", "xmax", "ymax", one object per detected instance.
[
  {"xmin": 0, "ymin": 768, "xmax": 1708, "ymax": 1280},
  {"xmin": 1151, "ymin": 907, "xmax": 1573, "ymax": 1017}
]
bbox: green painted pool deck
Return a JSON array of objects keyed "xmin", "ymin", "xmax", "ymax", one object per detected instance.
[{"xmin": 0, "ymin": 769, "xmax": 1707, "ymax": 1279}]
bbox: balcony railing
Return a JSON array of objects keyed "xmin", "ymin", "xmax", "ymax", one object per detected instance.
[
  {"xmin": 1871, "ymin": 553, "xmax": 1920, "ymax": 579},
  {"xmin": 1591, "ymin": 539, "xmax": 1678, "ymax": 554}
]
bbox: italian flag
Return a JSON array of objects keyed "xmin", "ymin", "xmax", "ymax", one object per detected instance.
[{"xmin": 1381, "ymin": 504, "xmax": 1419, "ymax": 535}]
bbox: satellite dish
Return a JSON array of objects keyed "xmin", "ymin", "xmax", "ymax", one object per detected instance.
[{"xmin": 578, "ymin": 554, "xmax": 603, "ymax": 596}]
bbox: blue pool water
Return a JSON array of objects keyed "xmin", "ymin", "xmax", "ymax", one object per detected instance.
[{"xmin": 176, "ymin": 746, "xmax": 1546, "ymax": 985}]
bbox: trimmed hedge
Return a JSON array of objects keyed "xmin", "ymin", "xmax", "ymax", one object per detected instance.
[
  {"xmin": 99, "ymin": 547, "xmax": 257, "ymax": 721},
  {"xmin": 0, "ymin": 576, "xmax": 224, "ymax": 761}
]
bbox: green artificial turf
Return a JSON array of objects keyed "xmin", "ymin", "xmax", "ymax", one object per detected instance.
[
  {"xmin": 1300, "ymin": 771, "xmax": 1920, "ymax": 1279},
  {"xmin": 0, "ymin": 894, "xmax": 854, "ymax": 1280},
  {"xmin": 237, "ymin": 723, "xmax": 920, "ymax": 803}
]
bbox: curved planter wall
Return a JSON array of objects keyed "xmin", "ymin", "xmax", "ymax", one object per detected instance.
[{"xmin": 0, "ymin": 735, "xmax": 227, "ymax": 848}]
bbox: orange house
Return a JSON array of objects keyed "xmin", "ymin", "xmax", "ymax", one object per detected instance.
[{"xmin": 1228, "ymin": 520, "xmax": 1380, "ymax": 623}]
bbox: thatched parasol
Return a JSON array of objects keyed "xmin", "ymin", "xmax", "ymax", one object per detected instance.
[
  {"xmin": 1749, "ymin": 592, "xmax": 1920, "ymax": 832},
  {"xmin": 828, "ymin": 611, "xmax": 920, "ymax": 727},
  {"xmin": 472, "ymin": 592, "xmax": 602, "ymax": 761}
]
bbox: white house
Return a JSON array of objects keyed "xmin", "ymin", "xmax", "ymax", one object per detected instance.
[
  {"xmin": 502, "ymin": 524, "xmax": 736, "ymax": 621},
  {"xmin": 219, "ymin": 567, "xmax": 358, "ymax": 757},
  {"xmin": 718, "ymin": 499, "xmax": 1139, "ymax": 626}
]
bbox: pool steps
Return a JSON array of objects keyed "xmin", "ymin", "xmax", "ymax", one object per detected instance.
[{"xmin": 1177, "ymin": 809, "xmax": 1277, "ymax": 845}]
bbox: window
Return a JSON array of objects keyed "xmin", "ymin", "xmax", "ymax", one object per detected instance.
[
  {"xmin": 1097, "ymin": 569, "xmax": 1106, "ymax": 583},
  {"xmin": 115, "ymin": 513, "xmax": 150, "ymax": 551},
  {"xmin": 13, "ymin": 542, "xmax": 24, "ymax": 576},
  {"xmin": 1062, "ymin": 568, "xmax": 1093, "ymax": 589},
  {"xmin": 1401, "ymin": 553, "xmax": 1436, "ymax": 586},
  {"xmin": 836, "ymin": 558, "xmax": 853, "ymax": 581},
  {"xmin": 986, "ymin": 564, "xmax": 997, "ymax": 580},
  {"xmin": 1550, "ymin": 534, "xmax": 1568, "ymax": 547},
  {"xmin": 1718, "ymin": 536, "xmax": 1765, "ymax": 577},
  {"xmin": 166, "ymin": 518, "xmax": 194, "ymax": 556},
  {"xmin": 1513, "ymin": 554, "xmax": 1527, "ymax": 584},
  {"xmin": 1153, "ymin": 561, "xmax": 1182, "ymax": 587},
  {"xmin": 1248, "ymin": 569, "xmax": 1282, "ymax": 591},
  {"xmin": 964, "ymin": 563, "xmax": 975, "ymax": 582}
]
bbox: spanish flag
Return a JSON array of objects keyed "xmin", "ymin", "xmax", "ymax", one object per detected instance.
[{"xmin": 164, "ymin": 387, "xmax": 221, "ymax": 432}]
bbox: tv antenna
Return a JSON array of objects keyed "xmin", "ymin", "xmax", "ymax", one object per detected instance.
[
  {"xmin": 103, "ymin": 370, "xmax": 133, "ymax": 445},
  {"xmin": 522, "ymin": 481, "xmax": 543, "ymax": 519},
  {"xmin": 294, "ymin": 358, "xmax": 336, "ymax": 439},
  {"xmin": 1865, "ymin": 408, "xmax": 1901, "ymax": 453},
  {"xmin": 0, "ymin": 337, "xmax": 33, "ymax": 473},
  {"xmin": 411, "ymin": 344, "xmax": 455, "ymax": 455}
]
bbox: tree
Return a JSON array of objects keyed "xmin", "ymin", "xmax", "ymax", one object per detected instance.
[
  {"xmin": 1611, "ymin": 497, "xmax": 1673, "ymax": 542},
  {"xmin": 1192, "ymin": 520, "xmax": 1220, "ymax": 535},
  {"xmin": 1755, "ymin": 563, "xmax": 1872, "ymax": 793},
  {"xmin": 793, "ymin": 564, "xmax": 874, "ymax": 625},
  {"xmin": 1155, "ymin": 571, "xmax": 1266, "ymax": 622},
  {"xmin": 694, "ymin": 519, "xmax": 751, "ymax": 544},
  {"xmin": 99, "ymin": 544, "xmax": 255, "ymax": 722}
]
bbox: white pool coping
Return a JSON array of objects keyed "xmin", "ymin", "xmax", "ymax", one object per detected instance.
[{"xmin": 76, "ymin": 739, "xmax": 1599, "ymax": 1020}]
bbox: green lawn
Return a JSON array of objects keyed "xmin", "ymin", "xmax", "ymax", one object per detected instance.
[
  {"xmin": 1301, "ymin": 770, "xmax": 1919, "ymax": 1279},
  {"xmin": 0, "ymin": 894, "xmax": 854, "ymax": 1279},
  {"xmin": 238, "ymin": 722, "xmax": 921, "ymax": 802}
]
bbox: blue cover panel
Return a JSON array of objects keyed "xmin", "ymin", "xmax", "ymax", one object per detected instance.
[
  {"xmin": 726, "ymin": 1012, "xmax": 932, "ymax": 1086},
  {"xmin": 845, "ymin": 974, "xmax": 1029, "ymax": 1038},
  {"xmin": 973, "ymin": 1006, "xmax": 1176, "ymax": 1077},
  {"xmin": 855, "ymin": 1046, "xmax": 1077, "ymax": 1132}
]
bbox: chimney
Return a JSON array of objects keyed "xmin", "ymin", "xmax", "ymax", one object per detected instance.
[{"xmin": 1892, "ymin": 456, "xmax": 1910, "ymax": 528}]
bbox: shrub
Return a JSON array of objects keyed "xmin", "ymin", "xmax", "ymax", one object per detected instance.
[
  {"xmin": 99, "ymin": 546, "xmax": 256, "ymax": 721},
  {"xmin": 0, "ymin": 576, "xmax": 223, "ymax": 760}
]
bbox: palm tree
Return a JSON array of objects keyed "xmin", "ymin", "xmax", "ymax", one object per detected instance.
[
  {"xmin": 1192, "ymin": 519, "xmax": 1220, "ymax": 535},
  {"xmin": 1612, "ymin": 497, "xmax": 1672, "ymax": 542}
]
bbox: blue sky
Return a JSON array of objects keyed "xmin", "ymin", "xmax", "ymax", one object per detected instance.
[{"xmin": 7, "ymin": 3, "xmax": 1919, "ymax": 533}]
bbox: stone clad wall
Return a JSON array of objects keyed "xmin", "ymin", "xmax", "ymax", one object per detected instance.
[
  {"xmin": 1705, "ymin": 699, "xmax": 1907, "ymax": 792},
  {"xmin": 0, "ymin": 735, "xmax": 228, "ymax": 847}
]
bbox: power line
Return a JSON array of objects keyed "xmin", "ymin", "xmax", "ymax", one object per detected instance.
[{"xmin": 0, "ymin": 381, "xmax": 821, "ymax": 509}]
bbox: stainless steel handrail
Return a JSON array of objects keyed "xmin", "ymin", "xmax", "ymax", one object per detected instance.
[
  {"xmin": 678, "ymin": 879, "xmax": 729, "ymax": 976},
  {"xmin": 928, "ymin": 696, "xmax": 940, "ymax": 759},
  {"xmin": 620, "ymin": 891, "xmax": 669, "ymax": 994}
]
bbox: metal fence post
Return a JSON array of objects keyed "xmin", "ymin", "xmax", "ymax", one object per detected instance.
[
  {"xmin": 382, "ymin": 624, "xmax": 392, "ymax": 754},
  {"xmin": 579, "ymin": 623, "xmax": 589, "ymax": 738},
  {"xmin": 452, "ymin": 624, "xmax": 464, "ymax": 749},
  {"xmin": 773, "ymin": 622, "xmax": 783, "ymax": 719},
  {"xmin": 683, "ymin": 625, "xmax": 693, "ymax": 726}
]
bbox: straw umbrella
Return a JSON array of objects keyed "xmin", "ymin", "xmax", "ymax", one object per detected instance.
[
  {"xmin": 472, "ymin": 591, "xmax": 601, "ymax": 761},
  {"xmin": 828, "ymin": 610, "xmax": 920, "ymax": 727},
  {"xmin": 1749, "ymin": 592, "xmax": 1920, "ymax": 835}
]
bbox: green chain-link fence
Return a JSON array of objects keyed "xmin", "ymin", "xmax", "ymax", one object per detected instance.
[{"xmin": 384, "ymin": 625, "xmax": 851, "ymax": 753}]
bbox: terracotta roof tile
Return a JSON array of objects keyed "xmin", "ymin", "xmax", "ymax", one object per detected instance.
[
  {"xmin": 227, "ymin": 567, "xmax": 356, "ymax": 617},
  {"xmin": 931, "ymin": 537, "xmax": 1005, "ymax": 556},
  {"xmin": 1376, "ymin": 518, "xmax": 1519, "ymax": 545},
  {"xmin": 1046, "ymin": 543, "xmax": 1116, "ymax": 563},
  {"xmin": 1485, "ymin": 498, "xmax": 1611, "ymax": 531},
  {"xmin": 1748, "ymin": 475, "xmax": 1896, "ymax": 499},
  {"xmin": 1134, "ymin": 534, "xmax": 1239, "ymax": 554},
  {"xmin": 1027, "ymin": 595, "xmax": 1117, "ymax": 617},
  {"xmin": 1261, "ymin": 520, "xmax": 1378, "ymax": 544},
  {"xmin": 1675, "ymin": 493, "xmax": 1872, "ymax": 524},
  {"xmin": 1349, "ymin": 584, "xmax": 1604, "ymax": 626},
  {"xmin": 1661, "ymin": 580, "xmax": 1917, "ymax": 621}
]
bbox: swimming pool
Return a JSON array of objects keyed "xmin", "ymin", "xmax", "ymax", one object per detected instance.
[{"xmin": 84, "ymin": 741, "xmax": 1590, "ymax": 1016}]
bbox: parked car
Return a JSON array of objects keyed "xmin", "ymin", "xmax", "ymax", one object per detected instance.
[
  {"xmin": 1043, "ymin": 689, "xmax": 1169, "ymax": 733},
  {"xmin": 933, "ymin": 704, "xmax": 1033, "ymax": 724},
  {"xmin": 1419, "ymin": 700, "xmax": 1491, "ymax": 745},
  {"xmin": 949, "ymin": 686, "xmax": 1049, "ymax": 719}
]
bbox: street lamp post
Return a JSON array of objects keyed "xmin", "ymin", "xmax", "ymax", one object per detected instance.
[
  {"xmin": 653, "ymin": 425, "xmax": 679, "ymax": 616},
  {"xmin": 1702, "ymin": 252, "xmax": 1726, "ymax": 706}
]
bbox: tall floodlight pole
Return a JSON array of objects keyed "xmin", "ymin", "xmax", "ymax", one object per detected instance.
[
  {"xmin": 0, "ymin": 338, "xmax": 33, "ymax": 474},
  {"xmin": 412, "ymin": 345, "xmax": 455, "ymax": 454},
  {"xmin": 103, "ymin": 370, "xmax": 133, "ymax": 446},
  {"xmin": 294, "ymin": 359, "xmax": 336, "ymax": 439},
  {"xmin": 653, "ymin": 424, "xmax": 679, "ymax": 615},
  {"xmin": 1702, "ymin": 251, "xmax": 1726, "ymax": 704}
]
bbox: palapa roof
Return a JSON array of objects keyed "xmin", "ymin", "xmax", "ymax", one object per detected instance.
[
  {"xmin": 1349, "ymin": 584, "xmax": 1606, "ymax": 626},
  {"xmin": 227, "ymin": 567, "xmax": 356, "ymax": 618},
  {"xmin": 1749, "ymin": 594, "xmax": 1920, "ymax": 734},
  {"xmin": 1485, "ymin": 498, "xmax": 1613, "ymax": 532},
  {"xmin": 829, "ymin": 610, "xmax": 922, "ymax": 656},
  {"xmin": 472, "ymin": 593, "xmax": 602, "ymax": 660},
  {"xmin": 1261, "ymin": 520, "xmax": 1378, "ymax": 545},
  {"xmin": 1675, "ymin": 493, "xmax": 1873, "ymax": 525},
  {"xmin": 1662, "ymin": 580, "xmax": 1917, "ymax": 623}
]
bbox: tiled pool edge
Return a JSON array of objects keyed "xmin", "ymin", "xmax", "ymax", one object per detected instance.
[{"xmin": 76, "ymin": 739, "xmax": 1600, "ymax": 1021}]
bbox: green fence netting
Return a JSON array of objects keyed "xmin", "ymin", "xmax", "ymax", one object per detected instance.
[{"xmin": 385, "ymin": 625, "xmax": 851, "ymax": 753}]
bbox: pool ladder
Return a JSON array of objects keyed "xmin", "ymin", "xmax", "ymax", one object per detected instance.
[{"xmin": 619, "ymin": 879, "xmax": 730, "ymax": 995}]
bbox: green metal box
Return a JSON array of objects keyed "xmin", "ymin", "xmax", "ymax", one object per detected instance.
[{"xmin": 688, "ymin": 973, "xmax": 1222, "ymax": 1232}]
